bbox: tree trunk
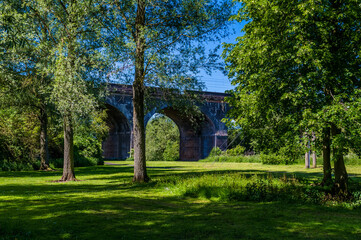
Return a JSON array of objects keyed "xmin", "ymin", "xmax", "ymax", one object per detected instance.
[
  {"xmin": 305, "ymin": 141, "xmax": 310, "ymax": 169},
  {"xmin": 312, "ymin": 151, "xmax": 317, "ymax": 168},
  {"xmin": 311, "ymin": 132, "xmax": 316, "ymax": 168},
  {"xmin": 322, "ymin": 127, "xmax": 332, "ymax": 186},
  {"xmin": 331, "ymin": 124, "xmax": 348, "ymax": 194},
  {"xmin": 132, "ymin": 0, "xmax": 149, "ymax": 182},
  {"xmin": 61, "ymin": 114, "xmax": 76, "ymax": 181},
  {"xmin": 39, "ymin": 107, "xmax": 50, "ymax": 170}
]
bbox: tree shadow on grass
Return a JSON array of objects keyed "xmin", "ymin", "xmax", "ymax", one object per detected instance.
[
  {"xmin": 1, "ymin": 193, "xmax": 361, "ymax": 240},
  {"xmin": 1, "ymin": 163, "xmax": 361, "ymax": 239}
]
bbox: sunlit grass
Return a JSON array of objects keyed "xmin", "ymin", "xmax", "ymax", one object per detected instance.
[{"xmin": 1, "ymin": 161, "xmax": 361, "ymax": 239}]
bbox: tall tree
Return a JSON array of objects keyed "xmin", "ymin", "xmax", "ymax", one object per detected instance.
[
  {"xmin": 0, "ymin": 0, "xmax": 54, "ymax": 170},
  {"xmin": 101, "ymin": 0, "xmax": 232, "ymax": 182},
  {"xmin": 25, "ymin": 0, "xmax": 108, "ymax": 180},
  {"xmin": 224, "ymin": 0, "xmax": 361, "ymax": 194}
]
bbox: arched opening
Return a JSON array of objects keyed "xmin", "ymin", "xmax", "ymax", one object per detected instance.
[
  {"xmin": 102, "ymin": 104, "xmax": 131, "ymax": 160},
  {"xmin": 146, "ymin": 107, "xmax": 216, "ymax": 161},
  {"xmin": 146, "ymin": 114, "xmax": 180, "ymax": 161}
]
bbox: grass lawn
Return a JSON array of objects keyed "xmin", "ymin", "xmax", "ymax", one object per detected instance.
[{"xmin": 1, "ymin": 161, "xmax": 361, "ymax": 240}]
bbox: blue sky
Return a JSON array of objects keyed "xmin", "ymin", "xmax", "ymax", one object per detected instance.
[{"xmin": 201, "ymin": 21, "xmax": 245, "ymax": 93}]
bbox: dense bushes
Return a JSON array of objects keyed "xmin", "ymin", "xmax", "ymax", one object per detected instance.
[
  {"xmin": 157, "ymin": 173, "xmax": 361, "ymax": 207},
  {"xmin": 50, "ymin": 156, "xmax": 102, "ymax": 169},
  {"xmin": 226, "ymin": 145, "xmax": 245, "ymax": 156},
  {"xmin": 0, "ymin": 160, "xmax": 37, "ymax": 171},
  {"xmin": 47, "ymin": 133, "xmax": 105, "ymax": 168},
  {"xmin": 203, "ymin": 146, "xmax": 298, "ymax": 165},
  {"xmin": 344, "ymin": 153, "xmax": 361, "ymax": 165},
  {"xmin": 260, "ymin": 153, "xmax": 290, "ymax": 165},
  {"xmin": 0, "ymin": 108, "xmax": 39, "ymax": 166}
]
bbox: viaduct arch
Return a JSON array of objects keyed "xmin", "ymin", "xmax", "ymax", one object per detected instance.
[{"xmin": 102, "ymin": 84, "xmax": 229, "ymax": 161}]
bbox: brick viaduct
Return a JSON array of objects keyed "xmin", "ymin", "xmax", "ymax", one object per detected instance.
[{"xmin": 102, "ymin": 84, "xmax": 229, "ymax": 161}]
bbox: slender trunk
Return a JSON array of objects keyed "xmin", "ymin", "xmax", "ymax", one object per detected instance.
[
  {"xmin": 311, "ymin": 132, "xmax": 316, "ymax": 168},
  {"xmin": 133, "ymin": 0, "xmax": 149, "ymax": 182},
  {"xmin": 331, "ymin": 124, "xmax": 348, "ymax": 194},
  {"xmin": 322, "ymin": 127, "xmax": 332, "ymax": 186},
  {"xmin": 61, "ymin": 114, "xmax": 76, "ymax": 181},
  {"xmin": 39, "ymin": 107, "xmax": 50, "ymax": 170},
  {"xmin": 305, "ymin": 140, "xmax": 310, "ymax": 169},
  {"xmin": 312, "ymin": 151, "xmax": 317, "ymax": 168}
]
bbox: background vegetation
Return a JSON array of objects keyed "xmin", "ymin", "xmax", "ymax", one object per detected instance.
[
  {"xmin": 0, "ymin": 106, "xmax": 108, "ymax": 171},
  {"xmin": 146, "ymin": 114, "xmax": 180, "ymax": 162}
]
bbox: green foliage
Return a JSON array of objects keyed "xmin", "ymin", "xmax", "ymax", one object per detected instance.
[
  {"xmin": 344, "ymin": 153, "xmax": 361, "ymax": 166},
  {"xmin": 163, "ymin": 142, "xmax": 179, "ymax": 161},
  {"xmin": 50, "ymin": 156, "xmax": 99, "ymax": 169},
  {"xmin": 209, "ymin": 147, "xmax": 222, "ymax": 157},
  {"xmin": 146, "ymin": 115, "xmax": 179, "ymax": 161},
  {"xmin": 126, "ymin": 149, "xmax": 134, "ymax": 161},
  {"xmin": 202, "ymin": 148, "xmax": 300, "ymax": 165},
  {"xmin": 48, "ymin": 110, "xmax": 108, "ymax": 167},
  {"xmin": 0, "ymin": 160, "xmax": 34, "ymax": 172},
  {"xmin": 226, "ymin": 145, "xmax": 245, "ymax": 156},
  {"xmin": 260, "ymin": 154, "xmax": 289, "ymax": 165},
  {"xmin": 224, "ymin": 0, "xmax": 361, "ymax": 185},
  {"xmin": 225, "ymin": 123, "xmax": 253, "ymax": 152},
  {"xmin": 74, "ymin": 110, "xmax": 109, "ymax": 163},
  {"xmin": 103, "ymin": 0, "xmax": 233, "ymax": 90},
  {"xmin": 200, "ymin": 155, "xmax": 261, "ymax": 163},
  {"xmin": 0, "ymin": 108, "xmax": 38, "ymax": 166},
  {"xmin": 161, "ymin": 172, "xmax": 361, "ymax": 206},
  {"xmin": 277, "ymin": 141, "xmax": 305, "ymax": 164},
  {"xmin": 0, "ymin": 0, "xmax": 109, "ymax": 175}
]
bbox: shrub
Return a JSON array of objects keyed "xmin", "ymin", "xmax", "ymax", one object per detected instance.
[
  {"xmin": 344, "ymin": 152, "xmax": 361, "ymax": 165},
  {"xmin": 226, "ymin": 145, "xmax": 245, "ymax": 156},
  {"xmin": 260, "ymin": 153, "xmax": 290, "ymax": 165},
  {"xmin": 163, "ymin": 142, "xmax": 179, "ymax": 161},
  {"xmin": 278, "ymin": 145, "xmax": 303, "ymax": 164},
  {"xmin": 209, "ymin": 147, "xmax": 222, "ymax": 157},
  {"xmin": 50, "ymin": 158, "xmax": 63, "ymax": 169},
  {"xmin": 31, "ymin": 160, "xmax": 41, "ymax": 170},
  {"xmin": 126, "ymin": 149, "xmax": 134, "ymax": 161},
  {"xmin": 49, "ymin": 156, "xmax": 102, "ymax": 169},
  {"xmin": 159, "ymin": 173, "xmax": 333, "ymax": 204},
  {"xmin": 0, "ymin": 160, "xmax": 33, "ymax": 171},
  {"xmin": 200, "ymin": 155, "xmax": 262, "ymax": 163}
]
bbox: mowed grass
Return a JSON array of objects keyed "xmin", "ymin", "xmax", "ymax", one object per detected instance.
[{"xmin": 1, "ymin": 161, "xmax": 361, "ymax": 240}]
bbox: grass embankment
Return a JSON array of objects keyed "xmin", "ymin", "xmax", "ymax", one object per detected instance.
[{"xmin": 1, "ymin": 161, "xmax": 361, "ymax": 239}]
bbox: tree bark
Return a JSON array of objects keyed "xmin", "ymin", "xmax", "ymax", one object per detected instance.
[
  {"xmin": 39, "ymin": 106, "xmax": 50, "ymax": 170},
  {"xmin": 61, "ymin": 114, "xmax": 76, "ymax": 181},
  {"xmin": 132, "ymin": 0, "xmax": 149, "ymax": 182},
  {"xmin": 331, "ymin": 124, "xmax": 348, "ymax": 194},
  {"xmin": 322, "ymin": 127, "xmax": 333, "ymax": 186}
]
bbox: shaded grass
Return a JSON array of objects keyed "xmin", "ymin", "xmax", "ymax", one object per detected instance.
[{"xmin": 1, "ymin": 161, "xmax": 361, "ymax": 239}]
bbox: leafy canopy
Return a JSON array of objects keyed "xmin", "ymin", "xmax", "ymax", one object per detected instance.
[{"xmin": 224, "ymin": 0, "xmax": 361, "ymax": 154}]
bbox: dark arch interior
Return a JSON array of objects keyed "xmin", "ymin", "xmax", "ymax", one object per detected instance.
[
  {"xmin": 158, "ymin": 107, "xmax": 216, "ymax": 160},
  {"xmin": 102, "ymin": 104, "xmax": 131, "ymax": 160}
]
